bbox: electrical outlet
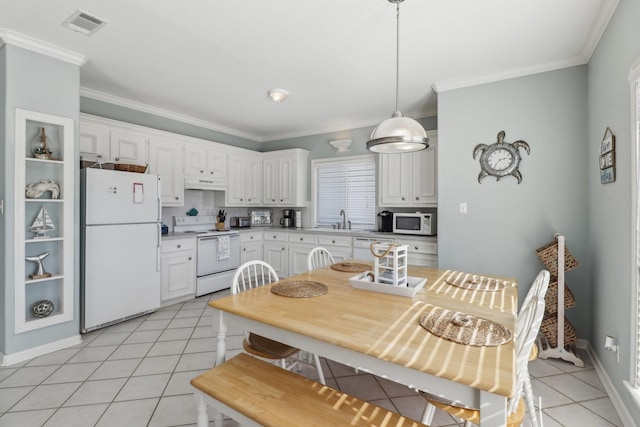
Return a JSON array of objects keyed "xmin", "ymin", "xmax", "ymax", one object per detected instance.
[{"xmin": 459, "ymin": 203, "xmax": 468, "ymax": 214}]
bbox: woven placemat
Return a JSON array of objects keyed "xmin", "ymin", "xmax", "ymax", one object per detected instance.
[
  {"xmin": 419, "ymin": 307, "xmax": 512, "ymax": 346},
  {"xmin": 444, "ymin": 271, "xmax": 506, "ymax": 292},
  {"xmin": 271, "ymin": 281, "xmax": 328, "ymax": 298},
  {"xmin": 330, "ymin": 262, "xmax": 370, "ymax": 273}
]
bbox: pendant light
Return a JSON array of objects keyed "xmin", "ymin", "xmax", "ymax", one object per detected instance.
[{"xmin": 366, "ymin": 0, "xmax": 429, "ymax": 154}]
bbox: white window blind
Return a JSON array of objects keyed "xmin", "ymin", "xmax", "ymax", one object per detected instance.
[{"xmin": 312, "ymin": 156, "xmax": 376, "ymax": 229}]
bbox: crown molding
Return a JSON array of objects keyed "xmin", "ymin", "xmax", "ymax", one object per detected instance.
[
  {"xmin": 0, "ymin": 29, "xmax": 87, "ymax": 66},
  {"xmin": 432, "ymin": 55, "xmax": 586, "ymax": 93},
  {"xmin": 80, "ymin": 87, "xmax": 262, "ymax": 142}
]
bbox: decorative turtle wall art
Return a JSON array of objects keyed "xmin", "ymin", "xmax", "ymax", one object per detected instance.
[{"xmin": 473, "ymin": 131, "xmax": 530, "ymax": 184}]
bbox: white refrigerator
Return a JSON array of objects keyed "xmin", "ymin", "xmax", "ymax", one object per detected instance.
[{"xmin": 81, "ymin": 168, "xmax": 161, "ymax": 332}]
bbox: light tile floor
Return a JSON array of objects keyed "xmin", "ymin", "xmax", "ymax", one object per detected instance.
[{"xmin": 0, "ymin": 290, "xmax": 624, "ymax": 427}]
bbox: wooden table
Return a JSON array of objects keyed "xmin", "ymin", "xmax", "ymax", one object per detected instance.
[{"xmin": 208, "ymin": 263, "xmax": 518, "ymax": 426}]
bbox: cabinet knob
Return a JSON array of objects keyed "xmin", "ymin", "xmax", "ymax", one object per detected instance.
[
  {"xmin": 300, "ymin": 237, "xmax": 303, "ymax": 241},
  {"xmin": 415, "ymin": 246, "xmax": 419, "ymax": 250},
  {"xmin": 210, "ymin": 171, "xmax": 214, "ymax": 175},
  {"xmin": 280, "ymin": 199, "xmax": 283, "ymax": 202},
  {"xmin": 175, "ymin": 196, "xmax": 179, "ymax": 200},
  {"xmin": 401, "ymin": 197, "xmax": 405, "ymax": 201},
  {"xmin": 243, "ymin": 248, "xmax": 246, "ymax": 251},
  {"xmin": 188, "ymin": 256, "xmax": 192, "ymax": 260},
  {"xmin": 115, "ymin": 157, "xmax": 120, "ymax": 162},
  {"xmin": 332, "ymin": 240, "xmax": 336, "ymax": 244},
  {"xmin": 250, "ymin": 236, "xmax": 254, "ymax": 240},
  {"xmin": 415, "ymin": 197, "xmax": 419, "ymax": 201},
  {"xmin": 177, "ymin": 244, "xmax": 181, "ymax": 248},
  {"xmin": 97, "ymin": 154, "xmax": 102, "ymax": 159},
  {"xmin": 240, "ymin": 198, "xmax": 244, "ymax": 202},
  {"xmin": 282, "ymin": 248, "xmax": 285, "ymax": 251}
]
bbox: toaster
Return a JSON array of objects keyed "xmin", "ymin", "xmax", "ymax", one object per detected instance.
[{"xmin": 230, "ymin": 216, "xmax": 251, "ymax": 228}]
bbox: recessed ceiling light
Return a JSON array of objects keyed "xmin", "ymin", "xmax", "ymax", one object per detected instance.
[{"xmin": 268, "ymin": 89, "xmax": 289, "ymax": 103}]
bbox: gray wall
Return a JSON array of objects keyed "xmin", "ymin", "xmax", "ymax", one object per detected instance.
[
  {"xmin": 1, "ymin": 44, "xmax": 80, "ymax": 355},
  {"xmin": 437, "ymin": 66, "xmax": 590, "ymax": 335},
  {"xmin": 588, "ymin": 0, "xmax": 640, "ymax": 421}
]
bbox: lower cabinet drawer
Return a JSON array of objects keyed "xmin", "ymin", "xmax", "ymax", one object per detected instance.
[
  {"xmin": 318, "ymin": 235, "xmax": 352, "ymax": 247},
  {"xmin": 162, "ymin": 237, "xmax": 195, "ymax": 254}
]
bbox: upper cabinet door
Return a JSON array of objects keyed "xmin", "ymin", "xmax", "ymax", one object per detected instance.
[
  {"xmin": 183, "ymin": 144, "xmax": 208, "ymax": 176},
  {"xmin": 148, "ymin": 137, "xmax": 184, "ymax": 207},
  {"xmin": 110, "ymin": 129, "xmax": 148, "ymax": 166},
  {"xmin": 411, "ymin": 141, "xmax": 437, "ymax": 205},
  {"xmin": 79, "ymin": 124, "xmax": 110, "ymax": 163},
  {"xmin": 379, "ymin": 153, "xmax": 412, "ymax": 206},
  {"xmin": 208, "ymin": 149, "xmax": 227, "ymax": 178},
  {"xmin": 262, "ymin": 157, "xmax": 278, "ymax": 205},
  {"xmin": 244, "ymin": 154, "xmax": 263, "ymax": 205}
]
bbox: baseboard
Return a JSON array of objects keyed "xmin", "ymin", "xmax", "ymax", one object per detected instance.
[
  {"xmin": 581, "ymin": 340, "xmax": 638, "ymax": 427},
  {"xmin": 0, "ymin": 334, "xmax": 83, "ymax": 366}
]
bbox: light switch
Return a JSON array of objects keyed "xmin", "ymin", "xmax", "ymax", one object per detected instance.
[{"xmin": 459, "ymin": 203, "xmax": 468, "ymax": 214}]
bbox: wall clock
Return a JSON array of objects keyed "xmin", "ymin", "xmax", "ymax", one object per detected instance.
[{"xmin": 473, "ymin": 131, "xmax": 530, "ymax": 184}]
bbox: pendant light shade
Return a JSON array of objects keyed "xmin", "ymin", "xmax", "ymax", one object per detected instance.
[
  {"xmin": 366, "ymin": 111, "xmax": 429, "ymax": 153},
  {"xmin": 366, "ymin": 0, "xmax": 429, "ymax": 154}
]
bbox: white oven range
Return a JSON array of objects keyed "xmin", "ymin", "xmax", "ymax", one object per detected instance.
[{"xmin": 173, "ymin": 216, "xmax": 241, "ymax": 296}]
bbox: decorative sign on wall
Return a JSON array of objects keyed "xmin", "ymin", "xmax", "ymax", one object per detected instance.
[{"xmin": 600, "ymin": 127, "xmax": 616, "ymax": 184}]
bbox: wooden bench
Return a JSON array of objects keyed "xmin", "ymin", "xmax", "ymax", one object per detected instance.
[{"xmin": 191, "ymin": 353, "xmax": 429, "ymax": 427}]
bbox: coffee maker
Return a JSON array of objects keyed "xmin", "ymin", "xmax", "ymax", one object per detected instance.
[
  {"xmin": 377, "ymin": 210, "xmax": 393, "ymax": 232},
  {"xmin": 280, "ymin": 209, "xmax": 295, "ymax": 228}
]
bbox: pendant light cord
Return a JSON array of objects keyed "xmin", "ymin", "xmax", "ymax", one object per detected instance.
[{"xmin": 394, "ymin": 0, "xmax": 400, "ymax": 114}]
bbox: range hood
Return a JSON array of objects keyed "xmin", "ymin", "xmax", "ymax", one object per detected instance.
[{"xmin": 184, "ymin": 176, "xmax": 226, "ymax": 191}]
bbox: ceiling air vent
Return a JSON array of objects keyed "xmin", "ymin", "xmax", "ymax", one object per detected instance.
[{"xmin": 62, "ymin": 10, "xmax": 107, "ymax": 36}]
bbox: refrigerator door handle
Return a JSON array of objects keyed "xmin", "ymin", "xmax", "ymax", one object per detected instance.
[{"xmin": 156, "ymin": 222, "xmax": 161, "ymax": 272}]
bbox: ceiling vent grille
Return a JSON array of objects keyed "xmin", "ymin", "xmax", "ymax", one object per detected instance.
[{"xmin": 62, "ymin": 10, "xmax": 107, "ymax": 36}]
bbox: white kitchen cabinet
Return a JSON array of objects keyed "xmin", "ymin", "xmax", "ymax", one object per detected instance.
[
  {"xmin": 226, "ymin": 151, "xmax": 262, "ymax": 206},
  {"xmin": 184, "ymin": 142, "xmax": 227, "ymax": 184},
  {"xmin": 288, "ymin": 232, "xmax": 318, "ymax": 275},
  {"xmin": 240, "ymin": 231, "xmax": 263, "ymax": 264},
  {"xmin": 317, "ymin": 234, "xmax": 352, "ymax": 263},
  {"xmin": 79, "ymin": 122, "xmax": 110, "ymax": 163},
  {"xmin": 161, "ymin": 237, "xmax": 196, "ymax": 304},
  {"xmin": 263, "ymin": 231, "xmax": 288, "ymax": 277},
  {"xmin": 14, "ymin": 109, "xmax": 75, "ymax": 333},
  {"xmin": 110, "ymin": 129, "xmax": 148, "ymax": 166},
  {"xmin": 394, "ymin": 236, "xmax": 438, "ymax": 268},
  {"xmin": 148, "ymin": 136, "xmax": 184, "ymax": 206},
  {"xmin": 379, "ymin": 132, "xmax": 437, "ymax": 207},
  {"xmin": 262, "ymin": 149, "xmax": 309, "ymax": 207},
  {"xmin": 289, "ymin": 243, "xmax": 316, "ymax": 276}
]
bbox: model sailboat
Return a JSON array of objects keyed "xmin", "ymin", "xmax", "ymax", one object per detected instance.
[{"xmin": 31, "ymin": 207, "xmax": 55, "ymax": 238}]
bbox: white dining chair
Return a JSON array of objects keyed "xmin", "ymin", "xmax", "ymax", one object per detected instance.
[
  {"xmin": 307, "ymin": 247, "xmax": 336, "ymax": 271},
  {"xmin": 231, "ymin": 260, "xmax": 326, "ymax": 384},
  {"xmin": 420, "ymin": 270, "xmax": 550, "ymax": 427}
]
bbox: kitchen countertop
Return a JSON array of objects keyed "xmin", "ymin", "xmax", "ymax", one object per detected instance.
[
  {"xmin": 162, "ymin": 227, "xmax": 436, "ymax": 240},
  {"xmin": 234, "ymin": 227, "xmax": 437, "ymax": 240}
]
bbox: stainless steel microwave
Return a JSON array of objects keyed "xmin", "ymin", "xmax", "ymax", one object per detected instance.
[{"xmin": 393, "ymin": 212, "xmax": 436, "ymax": 236}]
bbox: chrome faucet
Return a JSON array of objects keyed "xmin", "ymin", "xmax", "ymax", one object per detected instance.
[{"xmin": 339, "ymin": 209, "xmax": 347, "ymax": 230}]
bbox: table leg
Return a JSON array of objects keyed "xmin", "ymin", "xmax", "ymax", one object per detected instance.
[
  {"xmin": 479, "ymin": 390, "xmax": 507, "ymax": 427},
  {"xmin": 213, "ymin": 309, "xmax": 227, "ymax": 367}
]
